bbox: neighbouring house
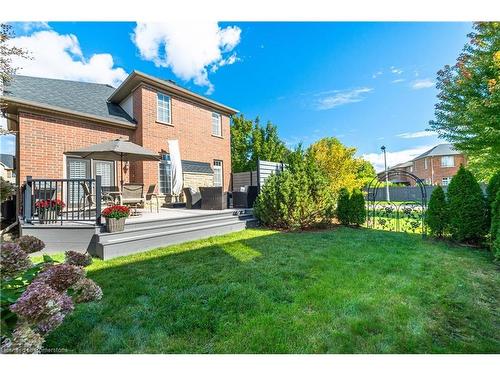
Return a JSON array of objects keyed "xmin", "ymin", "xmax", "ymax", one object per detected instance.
[
  {"xmin": 0, "ymin": 154, "xmax": 16, "ymax": 184},
  {"xmin": 0, "ymin": 71, "xmax": 238, "ymax": 208},
  {"xmin": 385, "ymin": 144, "xmax": 467, "ymax": 186}
]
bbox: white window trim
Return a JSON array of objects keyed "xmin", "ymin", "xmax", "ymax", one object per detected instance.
[
  {"xmin": 156, "ymin": 92, "xmax": 172, "ymax": 125},
  {"xmin": 158, "ymin": 155, "xmax": 173, "ymax": 195},
  {"xmin": 212, "ymin": 112, "xmax": 222, "ymax": 137},
  {"xmin": 441, "ymin": 155, "xmax": 455, "ymax": 168},
  {"xmin": 213, "ymin": 160, "xmax": 223, "ymax": 187},
  {"xmin": 424, "ymin": 158, "xmax": 428, "ymax": 170}
]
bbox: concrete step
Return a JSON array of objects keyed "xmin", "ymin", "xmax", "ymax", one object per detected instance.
[{"xmin": 92, "ymin": 212, "xmax": 258, "ymax": 260}]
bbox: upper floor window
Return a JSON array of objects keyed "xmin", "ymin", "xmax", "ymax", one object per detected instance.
[
  {"xmin": 212, "ymin": 112, "xmax": 222, "ymax": 136},
  {"xmin": 424, "ymin": 158, "xmax": 428, "ymax": 170},
  {"xmin": 441, "ymin": 156, "xmax": 454, "ymax": 168},
  {"xmin": 157, "ymin": 93, "xmax": 171, "ymax": 124}
]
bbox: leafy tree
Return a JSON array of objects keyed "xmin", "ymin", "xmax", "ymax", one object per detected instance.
[
  {"xmin": 253, "ymin": 146, "xmax": 334, "ymax": 230},
  {"xmin": 446, "ymin": 165, "xmax": 488, "ymax": 243},
  {"xmin": 309, "ymin": 137, "xmax": 368, "ymax": 200},
  {"xmin": 230, "ymin": 115, "xmax": 289, "ymax": 172},
  {"xmin": 0, "ymin": 177, "xmax": 14, "ymax": 203},
  {"xmin": 429, "ymin": 22, "xmax": 500, "ymax": 181},
  {"xmin": 349, "ymin": 188, "xmax": 366, "ymax": 226},
  {"xmin": 355, "ymin": 159, "xmax": 377, "ymax": 188},
  {"xmin": 336, "ymin": 188, "xmax": 351, "ymax": 225},
  {"xmin": 486, "ymin": 170, "xmax": 500, "ymax": 221},
  {"xmin": 492, "ymin": 190, "xmax": 500, "ymax": 259},
  {"xmin": 426, "ymin": 185, "xmax": 449, "ymax": 237}
]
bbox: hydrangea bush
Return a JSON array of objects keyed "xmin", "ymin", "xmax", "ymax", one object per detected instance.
[{"xmin": 1, "ymin": 238, "xmax": 102, "ymax": 354}]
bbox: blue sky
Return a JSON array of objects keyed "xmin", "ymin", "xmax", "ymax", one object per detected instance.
[{"xmin": 1, "ymin": 21, "xmax": 471, "ymax": 170}]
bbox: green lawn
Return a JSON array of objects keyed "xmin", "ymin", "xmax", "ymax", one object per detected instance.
[{"xmin": 42, "ymin": 228, "xmax": 499, "ymax": 353}]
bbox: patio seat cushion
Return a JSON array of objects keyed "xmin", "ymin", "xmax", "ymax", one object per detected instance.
[{"xmin": 183, "ymin": 187, "xmax": 201, "ymax": 209}]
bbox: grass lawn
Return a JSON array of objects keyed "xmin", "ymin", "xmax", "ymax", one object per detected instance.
[{"xmin": 42, "ymin": 228, "xmax": 499, "ymax": 353}]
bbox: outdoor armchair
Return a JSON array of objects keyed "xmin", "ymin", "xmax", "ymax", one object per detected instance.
[
  {"xmin": 199, "ymin": 187, "xmax": 228, "ymax": 210},
  {"xmin": 232, "ymin": 185, "xmax": 258, "ymax": 208},
  {"xmin": 145, "ymin": 183, "xmax": 159, "ymax": 213},
  {"xmin": 183, "ymin": 187, "xmax": 201, "ymax": 209}
]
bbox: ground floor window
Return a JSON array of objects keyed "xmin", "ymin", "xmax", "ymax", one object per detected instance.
[
  {"xmin": 442, "ymin": 176, "xmax": 452, "ymax": 186},
  {"xmin": 213, "ymin": 160, "xmax": 223, "ymax": 187},
  {"xmin": 159, "ymin": 154, "xmax": 172, "ymax": 194}
]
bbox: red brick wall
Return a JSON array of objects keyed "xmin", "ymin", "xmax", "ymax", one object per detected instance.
[
  {"xmin": 411, "ymin": 155, "xmax": 467, "ymax": 186},
  {"xmin": 132, "ymin": 85, "xmax": 232, "ymax": 191},
  {"xmin": 17, "ymin": 112, "xmax": 133, "ymax": 184}
]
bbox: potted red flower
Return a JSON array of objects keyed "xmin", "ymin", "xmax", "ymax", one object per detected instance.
[
  {"xmin": 102, "ymin": 205, "xmax": 130, "ymax": 232},
  {"xmin": 35, "ymin": 199, "xmax": 65, "ymax": 223}
]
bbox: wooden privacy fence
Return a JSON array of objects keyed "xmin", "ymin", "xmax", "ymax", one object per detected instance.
[{"xmin": 231, "ymin": 160, "xmax": 285, "ymax": 191}]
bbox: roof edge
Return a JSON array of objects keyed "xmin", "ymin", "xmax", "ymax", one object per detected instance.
[
  {"xmin": 108, "ymin": 70, "xmax": 239, "ymax": 115},
  {"xmin": 0, "ymin": 96, "xmax": 137, "ymax": 129}
]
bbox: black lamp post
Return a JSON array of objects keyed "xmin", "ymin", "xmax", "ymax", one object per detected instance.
[{"xmin": 381, "ymin": 145, "xmax": 390, "ymax": 202}]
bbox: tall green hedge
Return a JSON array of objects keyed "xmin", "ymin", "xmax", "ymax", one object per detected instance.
[
  {"xmin": 426, "ymin": 185, "xmax": 449, "ymax": 237},
  {"xmin": 486, "ymin": 171, "xmax": 500, "ymax": 228},
  {"xmin": 349, "ymin": 188, "xmax": 366, "ymax": 226},
  {"xmin": 336, "ymin": 188, "xmax": 351, "ymax": 225},
  {"xmin": 253, "ymin": 148, "xmax": 335, "ymax": 230},
  {"xmin": 491, "ymin": 189, "xmax": 500, "ymax": 260},
  {"xmin": 446, "ymin": 165, "xmax": 488, "ymax": 243}
]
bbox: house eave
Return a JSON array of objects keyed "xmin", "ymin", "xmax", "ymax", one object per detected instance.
[{"xmin": 0, "ymin": 96, "xmax": 137, "ymax": 130}]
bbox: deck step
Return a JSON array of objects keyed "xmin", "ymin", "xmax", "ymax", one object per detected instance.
[{"xmin": 92, "ymin": 211, "xmax": 258, "ymax": 260}]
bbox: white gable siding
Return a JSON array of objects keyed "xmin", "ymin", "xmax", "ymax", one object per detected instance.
[{"xmin": 120, "ymin": 94, "xmax": 134, "ymax": 119}]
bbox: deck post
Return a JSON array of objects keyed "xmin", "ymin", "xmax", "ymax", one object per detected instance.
[
  {"xmin": 24, "ymin": 176, "xmax": 33, "ymax": 224},
  {"xmin": 95, "ymin": 176, "xmax": 102, "ymax": 225}
]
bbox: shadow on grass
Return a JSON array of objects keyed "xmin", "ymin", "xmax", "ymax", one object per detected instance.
[{"xmin": 44, "ymin": 228, "xmax": 500, "ymax": 354}]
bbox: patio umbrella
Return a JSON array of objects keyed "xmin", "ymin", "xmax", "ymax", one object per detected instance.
[{"xmin": 67, "ymin": 139, "xmax": 160, "ymax": 190}]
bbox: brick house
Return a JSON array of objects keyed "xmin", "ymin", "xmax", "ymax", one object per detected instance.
[
  {"xmin": 1, "ymin": 71, "xmax": 237, "ymax": 204},
  {"xmin": 386, "ymin": 144, "xmax": 467, "ymax": 186}
]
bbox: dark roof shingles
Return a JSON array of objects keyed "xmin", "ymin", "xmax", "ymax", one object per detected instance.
[
  {"xmin": 181, "ymin": 160, "xmax": 213, "ymax": 174},
  {"xmin": 3, "ymin": 75, "xmax": 135, "ymax": 124}
]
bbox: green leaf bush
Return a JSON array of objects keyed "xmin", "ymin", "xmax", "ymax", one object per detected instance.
[
  {"xmin": 349, "ymin": 188, "xmax": 366, "ymax": 226},
  {"xmin": 336, "ymin": 188, "xmax": 351, "ymax": 225},
  {"xmin": 253, "ymin": 147, "xmax": 335, "ymax": 230},
  {"xmin": 426, "ymin": 185, "xmax": 449, "ymax": 237},
  {"xmin": 491, "ymin": 189, "xmax": 500, "ymax": 260},
  {"xmin": 446, "ymin": 165, "xmax": 488, "ymax": 244}
]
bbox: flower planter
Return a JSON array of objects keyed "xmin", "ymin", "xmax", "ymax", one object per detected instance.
[
  {"xmin": 39, "ymin": 209, "xmax": 58, "ymax": 224},
  {"xmin": 105, "ymin": 217, "xmax": 126, "ymax": 233}
]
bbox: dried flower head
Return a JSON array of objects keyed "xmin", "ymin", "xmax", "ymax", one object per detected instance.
[
  {"xmin": 16, "ymin": 235, "xmax": 46, "ymax": 254},
  {"xmin": 74, "ymin": 278, "xmax": 103, "ymax": 303},
  {"xmin": 1, "ymin": 242, "xmax": 33, "ymax": 280},
  {"xmin": 37, "ymin": 312, "xmax": 65, "ymax": 334},
  {"xmin": 36, "ymin": 263, "xmax": 86, "ymax": 292},
  {"xmin": 10, "ymin": 282, "xmax": 64, "ymax": 322},
  {"xmin": 64, "ymin": 251, "xmax": 92, "ymax": 267},
  {"xmin": 0, "ymin": 323, "xmax": 44, "ymax": 354}
]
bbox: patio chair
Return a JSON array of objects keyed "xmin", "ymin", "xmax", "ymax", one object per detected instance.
[
  {"xmin": 79, "ymin": 182, "xmax": 114, "ymax": 218},
  {"xmin": 145, "ymin": 184, "xmax": 159, "ymax": 213},
  {"xmin": 232, "ymin": 185, "xmax": 259, "ymax": 208},
  {"xmin": 183, "ymin": 187, "xmax": 201, "ymax": 209},
  {"xmin": 121, "ymin": 183, "xmax": 145, "ymax": 215},
  {"xmin": 199, "ymin": 187, "xmax": 228, "ymax": 210}
]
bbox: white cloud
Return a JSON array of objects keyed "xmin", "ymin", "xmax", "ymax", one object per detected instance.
[
  {"xmin": 10, "ymin": 22, "xmax": 50, "ymax": 34},
  {"xmin": 391, "ymin": 78, "xmax": 405, "ymax": 84},
  {"xmin": 362, "ymin": 145, "xmax": 432, "ymax": 172},
  {"xmin": 397, "ymin": 130, "xmax": 437, "ymax": 139},
  {"xmin": 390, "ymin": 66, "xmax": 403, "ymax": 75},
  {"xmin": 372, "ymin": 71, "xmax": 382, "ymax": 79},
  {"xmin": 411, "ymin": 78, "xmax": 435, "ymax": 90},
  {"xmin": 132, "ymin": 21, "xmax": 242, "ymax": 94},
  {"xmin": 313, "ymin": 87, "xmax": 373, "ymax": 110},
  {"xmin": 7, "ymin": 30, "xmax": 127, "ymax": 87}
]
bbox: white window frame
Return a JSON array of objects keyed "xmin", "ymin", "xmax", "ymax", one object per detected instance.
[
  {"xmin": 213, "ymin": 160, "xmax": 223, "ymax": 187},
  {"xmin": 158, "ymin": 154, "xmax": 173, "ymax": 195},
  {"xmin": 424, "ymin": 158, "xmax": 428, "ymax": 170},
  {"xmin": 442, "ymin": 177, "xmax": 452, "ymax": 186},
  {"xmin": 212, "ymin": 112, "xmax": 222, "ymax": 137},
  {"xmin": 156, "ymin": 92, "xmax": 172, "ymax": 124},
  {"xmin": 441, "ymin": 156, "xmax": 454, "ymax": 168}
]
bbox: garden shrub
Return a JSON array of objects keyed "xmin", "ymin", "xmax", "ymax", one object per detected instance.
[
  {"xmin": 336, "ymin": 188, "xmax": 351, "ymax": 225},
  {"xmin": 446, "ymin": 165, "xmax": 488, "ymax": 243},
  {"xmin": 349, "ymin": 188, "xmax": 366, "ymax": 226},
  {"xmin": 486, "ymin": 170, "xmax": 500, "ymax": 227},
  {"xmin": 426, "ymin": 185, "xmax": 449, "ymax": 237},
  {"xmin": 1, "ymin": 236, "xmax": 102, "ymax": 354},
  {"xmin": 253, "ymin": 147, "xmax": 335, "ymax": 230},
  {"xmin": 491, "ymin": 190, "xmax": 500, "ymax": 260}
]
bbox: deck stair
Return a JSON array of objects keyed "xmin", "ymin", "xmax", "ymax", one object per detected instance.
[{"xmin": 92, "ymin": 209, "xmax": 257, "ymax": 259}]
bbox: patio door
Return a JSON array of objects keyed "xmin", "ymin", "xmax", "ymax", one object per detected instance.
[
  {"xmin": 67, "ymin": 157, "xmax": 90, "ymax": 205},
  {"xmin": 94, "ymin": 160, "xmax": 115, "ymax": 193}
]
